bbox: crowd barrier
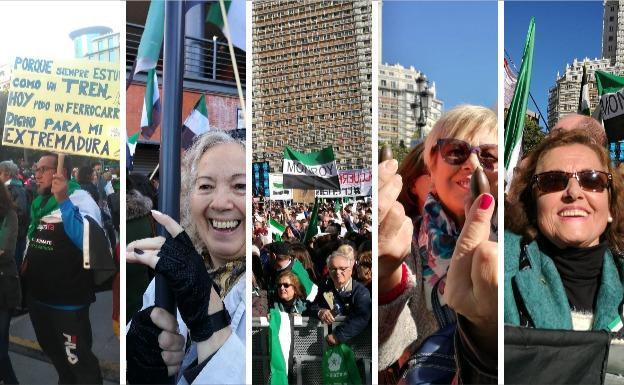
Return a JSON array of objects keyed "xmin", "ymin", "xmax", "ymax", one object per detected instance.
[{"xmin": 252, "ymin": 316, "xmax": 372, "ymax": 384}]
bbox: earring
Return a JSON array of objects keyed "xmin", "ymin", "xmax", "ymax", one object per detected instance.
[{"xmin": 608, "ymin": 215, "xmax": 613, "ymax": 223}]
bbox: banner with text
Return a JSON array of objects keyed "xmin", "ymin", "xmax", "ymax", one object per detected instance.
[
  {"xmin": 2, "ymin": 56, "xmax": 120, "ymax": 159},
  {"xmin": 315, "ymin": 169, "xmax": 372, "ymax": 198},
  {"xmin": 269, "ymin": 173, "xmax": 293, "ymax": 200},
  {"xmin": 269, "ymin": 170, "xmax": 371, "ymax": 199}
]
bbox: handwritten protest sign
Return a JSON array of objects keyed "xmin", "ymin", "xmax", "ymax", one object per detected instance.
[
  {"xmin": 316, "ymin": 169, "xmax": 372, "ymax": 198},
  {"xmin": 2, "ymin": 56, "xmax": 120, "ymax": 160}
]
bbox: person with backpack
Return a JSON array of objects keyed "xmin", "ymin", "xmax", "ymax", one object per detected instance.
[{"xmin": 22, "ymin": 153, "xmax": 103, "ymax": 384}]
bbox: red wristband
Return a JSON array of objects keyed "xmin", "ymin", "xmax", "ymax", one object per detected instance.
[{"xmin": 379, "ymin": 263, "xmax": 408, "ymax": 305}]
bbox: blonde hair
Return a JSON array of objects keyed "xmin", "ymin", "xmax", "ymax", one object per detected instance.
[
  {"xmin": 180, "ymin": 130, "xmax": 245, "ymax": 253},
  {"xmin": 423, "ymin": 105, "xmax": 497, "ymax": 169}
]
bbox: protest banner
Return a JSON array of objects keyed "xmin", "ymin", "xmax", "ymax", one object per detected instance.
[
  {"xmin": 2, "ymin": 56, "xmax": 120, "ymax": 160},
  {"xmin": 269, "ymin": 173, "xmax": 293, "ymax": 200},
  {"xmin": 315, "ymin": 169, "xmax": 372, "ymax": 198},
  {"xmin": 595, "ymin": 70, "xmax": 624, "ymax": 143}
]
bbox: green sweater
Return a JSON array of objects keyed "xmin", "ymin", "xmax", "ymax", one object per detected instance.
[{"xmin": 504, "ymin": 230, "xmax": 624, "ymax": 331}]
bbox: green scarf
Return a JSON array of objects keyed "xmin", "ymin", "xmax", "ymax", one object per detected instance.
[{"xmin": 28, "ymin": 180, "xmax": 80, "ymax": 240}]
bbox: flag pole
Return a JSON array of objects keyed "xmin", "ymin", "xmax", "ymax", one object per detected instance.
[
  {"xmin": 155, "ymin": 1, "xmax": 185, "ymax": 331},
  {"xmin": 149, "ymin": 163, "xmax": 160, "ymax": 181},
  {"xmin": 218, "ymin": 0, "xmax": 246, "ymax": 126}
]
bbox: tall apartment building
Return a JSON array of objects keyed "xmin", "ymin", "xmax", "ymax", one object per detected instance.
[
  {"xmin": 252, "ymin": 0, "xmax": 372, "ymax": 171},
  {"xmin": 547, "ymin": 58, "xmax": 614, "ymax": 128},
  {"xmin": 602, "ymin": 0, "xmax": 624, "ymax": 65},
  {"xmin": 379, "ymin": 63, "xmax": 443, "ymax": 147},
  {"xmin": 548, "ymin": 0, "xmax": 624, "ymax": 127}
]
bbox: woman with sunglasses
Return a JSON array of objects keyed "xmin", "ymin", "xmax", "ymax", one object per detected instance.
[
  {"xmin": 273, "ymin": 271, "xmax": 307, "ymax": 314},
  {"xmin": 505, "ymin": 129, "xmax": 624, "ymax": 380},
  {"xmin": 379, "ymin": 105, "xmax": 498, "ymax": 384}
]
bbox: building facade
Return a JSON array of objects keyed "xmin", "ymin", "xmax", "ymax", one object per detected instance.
[
  {"xmin": 548, "ymin": 0, "xmax": 624, "ymax": 127},
  {"xmin": 252, "ymin": 0, "xmax": 372, "ymax": 171},
  {"xmin": 547, "ymin": 57, "xmax": 614, "ymax": 128},
  {"xmin": 602, "ymin": 0, "xmax": 624, "ymax": 66},
  {"xmin": 379, "ymin": 63, "xmax": 443, "ymax": 147}
]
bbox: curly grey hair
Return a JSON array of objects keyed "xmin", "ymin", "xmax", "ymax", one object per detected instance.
[
  {"xmin": 0, "ymin": 160, "xmax": 18, "ymax": 178},
  {"xmin": 180, "ymin": 130, "xmax": 245, "ymax": 254}
]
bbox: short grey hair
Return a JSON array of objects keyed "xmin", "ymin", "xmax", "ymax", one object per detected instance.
[
  {"xmin": 0, "ymin": 161, "xmax": 18, "ymax": 178},
  {"xmin": 326, "ymin": 249, "xmax": 355, "ymax": 267},
  {"xmin": 180, "ymin": 130, "xmax": 245, "ymax": 252}
]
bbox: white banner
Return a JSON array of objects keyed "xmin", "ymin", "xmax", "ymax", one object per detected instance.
[
  {"xmin": 315, "ymin": 169, "xmax": 372, "ymax": 198},
  {"xmin": 269, "ymin": 173, "xmax": 293, "ymax": 200}
]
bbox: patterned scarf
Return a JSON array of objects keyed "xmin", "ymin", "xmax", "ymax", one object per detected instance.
[
  {"xmin": 27, "ymin": 180, "xmax": 81, "ymax": 240},
  {"xmin": 417, "ymin": 193, "xmax": 460, "ymax": 310},
  {"xmin": 206, "ymin": 256, "xmax": 246, "ymax": 299}
]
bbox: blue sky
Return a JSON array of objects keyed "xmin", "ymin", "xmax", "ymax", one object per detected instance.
[
  {"xmin": 382, "ymin": 1, "xmax": 498, "ymax": 110},
  {"xmin": 505, "ymin": 1, "xmax": 603, "ymax": 129}
]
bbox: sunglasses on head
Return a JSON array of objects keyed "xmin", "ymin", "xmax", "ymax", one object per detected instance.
[
  {"xmin": 435, "ymin": 139, "xmax": 498, "ymax": 171},
  {"xmin": 532, "ymin": 170, "xmax": 612, "ymax": 193},
  {"xmin": 277, "ymin": 282, "xmax": 292, "ymax": 289}
]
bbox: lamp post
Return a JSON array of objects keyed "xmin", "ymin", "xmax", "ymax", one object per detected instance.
[{"xmin": 410, "ymin": 73, "xmax": 433, "ymax": 140}]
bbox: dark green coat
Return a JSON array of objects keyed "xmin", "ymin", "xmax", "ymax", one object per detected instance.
[{"xmin": 504, "ymin": 230, "xmax": 624, "ymax": 330}]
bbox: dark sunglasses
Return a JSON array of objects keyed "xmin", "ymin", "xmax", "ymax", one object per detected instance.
[
  {"xmin": 532, "ymin": 170, "xmax": 612, "ymax": 193},
  {"xmin": 277, "ymin": 283, "xmax": 292, "ymax": 289},
  {"xmin": 435, "ymin": 138, "xmax": 498, "ymax": 171}
]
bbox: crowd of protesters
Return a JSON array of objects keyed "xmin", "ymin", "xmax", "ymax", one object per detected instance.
[
  {"xmin": 0, "ymin": 155, "xmax": 119, "ymax": 385},
  {"xmin": 251, "ymin": 198, "xmax": 373, "ymax": 349}
]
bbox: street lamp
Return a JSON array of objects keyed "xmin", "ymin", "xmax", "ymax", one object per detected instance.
[{"xmin": 410, "ymin": 73, "xmax": 433, "ymax": 140}]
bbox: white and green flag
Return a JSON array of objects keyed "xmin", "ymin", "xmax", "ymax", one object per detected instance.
[
  {"xmin": 206, "ymin": 0, "xmax": 245, "ymax": 49},
  {"xmin": 140, "ymin": 69, "xmax": 161, "ymax": 139},
  {"xmin": 269, "ymin": 219, "xmax": 286, "ymax": 241},
  {"xmin": 181, "ymin": 94, "xmax": 210, "ymax": 150},
  {"xmin": 134, "ymin": 0, "xmax": 165, "ymax": 75},
  {"xmin": 268, "ymin": 309, "xmax": 293, "ymax": 385},
  {"xmin": 283, "ymin": 146, "xmax": 340, "ymax": 191},
  {"xmin": 578, "ymin": 62, "xmax": 591, "ymax": 116},
  {"xmin": 595, "ymin": 70, "xmax": 624, "ymax": 143},
  {"xmin": 291, "ymin": 259, "xmax": 318, "ymax": 301}
]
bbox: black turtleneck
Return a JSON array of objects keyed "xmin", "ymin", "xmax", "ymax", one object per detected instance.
[{"xmin": 538, "ymin": 237, "xmax": 606, "ymax": 313}]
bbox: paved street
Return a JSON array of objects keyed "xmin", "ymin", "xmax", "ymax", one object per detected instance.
[{"xmin": 8, "ymin": 291, "xmax": 120, "ymax": 384}]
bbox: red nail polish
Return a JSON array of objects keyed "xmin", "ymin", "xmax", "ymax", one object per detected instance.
[{"xmin": 479, "ymin": 194, "xmax": 493, "ymax": 210}]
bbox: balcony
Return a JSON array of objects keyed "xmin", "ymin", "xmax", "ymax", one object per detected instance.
[{"xmin": 127, "ymin": 23, "xmax": 246, "ymax": 94}]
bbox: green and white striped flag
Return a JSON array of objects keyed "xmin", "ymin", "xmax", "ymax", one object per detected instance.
[
  {"xmin": 181, "ymin": 94, "xmax": 210, "ymax": 150},
  {"xmin": 140, "ymin": 69, "xmax": 161, "ymax": 139},
  {"xmin": 269, "ymin": 218, "xmax": 286, "ymax": 241},
  {"xmin": 268, "ymin": 309, "xmax": 293, "ymax": 385},
  {"xmin": 206, "ymin": 0, "xmax": 245, "ymax": 49},
  {"xmin": 578, "ymin": 62, "xmax": 591, "ymax": 116},
  {"xmin": 291, "ymin": 259, "xmax": 318, "ymax": 301},
  {"xmin": 595, "ymin": 70, "xmax": 624, "ymax": 143},
  {"xmin": 134, "ymin": 0, "xmax": 164, "ymax": 75},
  {"xmin": 504, "ymin": 18, "xmax": 535, "ymax": 192},
  {"xmin": 283, "ymin": 146, "xmax": 340, "ymax": 190}
]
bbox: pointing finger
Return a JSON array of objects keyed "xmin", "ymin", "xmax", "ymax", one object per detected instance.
[{"xmin": 151, "ymin": 210, "xmax": 184, "ymax": 238}]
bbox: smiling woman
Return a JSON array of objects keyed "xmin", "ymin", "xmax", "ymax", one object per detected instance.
[
  {"xmin": 126, "ymin": 131, "xmax": 246, "ymax": 384},
  {"xmin": 505, "ymin": 128, "xmax": 624, "ymax": 381}
]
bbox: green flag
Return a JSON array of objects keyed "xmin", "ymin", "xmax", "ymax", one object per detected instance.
[
  {"xmin": 504, "ymin": 18, "xmax": 535, "ymax": 189},
  {"xmin": 206, "ymin": 0, "xmax": 245, "ymax": 49},
  {"xmin": 291, "ymin": 259, "xmax": 318, "ymax": 301},
  {"xmin": 135, "ymin": 0, "xmax": 165, "ymax": 75},
  {"xmin": 269, "ymin": 218, "xmax": 286, "ymax": 241},
  {"xmin": 268, "ymin": 309, "xmax": 292, "ymax": 385},
  {"xmin": 595, "ymin": 70, "xmax": 624, "ymax": 143},
  {"xmin": 303, "ymin": 197, "xmax": 319, "ymax": 244},
  {"xmin": 578, "ymin": 62, "xmax": 590, "ymax": 116}
]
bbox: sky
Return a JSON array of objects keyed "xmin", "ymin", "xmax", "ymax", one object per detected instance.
[
  {"xmin": 0, "ymin": 1, "xmax": 124, "ymax": 66},
  {"xmin": 505, "ymin": 1, "xmax": 603, "ymax": 128},
  {"xmin": 382, "ymin": 1, "xmax": 498, "ymax": 110}
]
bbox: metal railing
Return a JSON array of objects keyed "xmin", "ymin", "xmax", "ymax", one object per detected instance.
[
  {"xmin": 126, "ymin": 23, "xmax": 246, "ymax": 85},
  {"xmin": 252, "ymin": 316, "xmax": 372, "ymax": 385}
]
